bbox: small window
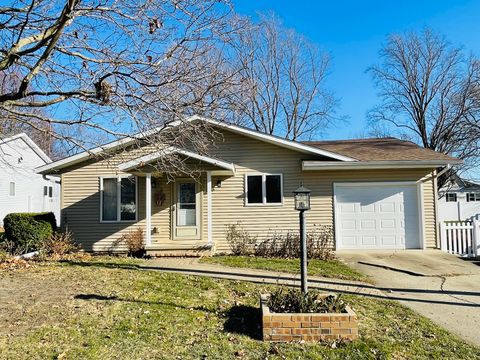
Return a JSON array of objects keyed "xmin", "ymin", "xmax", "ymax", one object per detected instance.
[
  {"xmin": 44, "ymin": 186, "xmax": 53, "ymax": 197},
  {"xmin": 101, "ymin": 176, "xmax": 137, "ymax": 222},
  {"xmin": 9, "ymin": 182, "xmax": 15, "ymax": 196},
  {"xmin": 466, "ymin": 192, "xmax": 480, "ymax": 202},
  {"xmin": 246, "ymin": 174, "xmax": 283, "ymax": 205},
  {"xmin": 247, "ymin": 175, "xmax": 263, "ymax": 204},
  {"xmin": 446, "ymin": 193, "xmax": 457, "ymax": 202}
]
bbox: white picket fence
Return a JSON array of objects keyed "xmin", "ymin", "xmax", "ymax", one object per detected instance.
[{"xmin": 439, "ymin": 220, "xmax": 480, "ymax": 257}]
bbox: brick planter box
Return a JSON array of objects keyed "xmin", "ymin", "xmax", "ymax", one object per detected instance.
[{"xmin": 261, "ymin": 294, "xmax": 358, "ymax": 342}]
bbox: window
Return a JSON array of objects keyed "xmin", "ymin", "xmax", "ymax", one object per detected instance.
[
  {"xmin": 44, "ymin": 186, "xmax": 53, "ymax": 198},
  {"xmin": 9, "ymin": 182, "xmax": 15, "ymax": 196},
  {"xmin": 100, "ymin": 176, "xmax": 137, "ymax": 222},
  {"xmin": 446, "ymin": 193, "xmax": 457, "ymax": 202},
  {"xmin": 466, "ymin": 192, "xmax": 480, "ymax": 202},
  {"xmin": 245, "ymin": 174, "xmax": 283, "ymax": 205}
]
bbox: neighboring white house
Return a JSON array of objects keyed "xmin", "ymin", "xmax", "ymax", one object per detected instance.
[
  {"xmin": 438, "ymin": 174, "xmax": 480, "ymax": 222},
  {"xmin": 0, "ymin": 133, "xmax": 60, "ymax": 226}
]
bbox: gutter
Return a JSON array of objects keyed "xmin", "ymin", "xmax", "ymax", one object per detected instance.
[{"xmin": 302, "ymin": 160, "xmax": 462, "ymax": 171}]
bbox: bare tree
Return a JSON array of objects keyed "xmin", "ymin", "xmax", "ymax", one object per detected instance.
[
  {"xmin": 230, "ymin": 14, "xmax": 338, "ymax": 140},
  {"xmin": 368, "ymin": 29, "xmax": 480, "ymax": 173},
  {"xmin": 0, "ymin": 0, "xmax": 243, "ymax": 164}
]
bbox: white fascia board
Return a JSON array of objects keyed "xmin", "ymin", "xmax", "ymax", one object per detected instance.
[
  {"xmin": 118, "ymin": 147, "xmax": 236, "ymax": 173},
  {"xmin": 36, "ymin": 114, "xmax": 356, "ymax": 174},
  {"xmin": 1, "ymin": 132, "xmax": 51, "ymax": 164},
  {"xmin": 36, "ymin": 126, "xmax": 164, "ymax": 174},
  {"xmin": 302, "ymin": 159, "xmax": 463, "ymax": 171},
  {"xmin": 191, "ymin": 115, "xmax": 355, "ymax": 162}
]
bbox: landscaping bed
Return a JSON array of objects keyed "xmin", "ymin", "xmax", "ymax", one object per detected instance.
[
  {"xmin": 200, "ymin": 255, "xmax": 369, "ymax": 282},
  {"xmin": 0, "ymin": 256, "xmax": 478, "ymax": 359},
  {"xmin": 261, "ymin": 292, "xmax": 358, "ymax": 342}
]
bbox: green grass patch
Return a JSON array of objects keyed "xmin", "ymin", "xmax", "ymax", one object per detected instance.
[
  {"xmin": 200, "ymin": 255, "xmax": 369, "ymax": 282},
  {"xmin": 0, "ymin": 256, "xmax": 477, "ymax": 359}
]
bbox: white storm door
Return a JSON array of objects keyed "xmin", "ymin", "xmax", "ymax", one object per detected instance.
[{"xmin": 174, "ymin": 181, "xmax": 200, "ymax": 239}]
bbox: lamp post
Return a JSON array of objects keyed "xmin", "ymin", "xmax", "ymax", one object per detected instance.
[{"xmin": 293, "ymin": 184, "xmax": 311, "ymax": 295}]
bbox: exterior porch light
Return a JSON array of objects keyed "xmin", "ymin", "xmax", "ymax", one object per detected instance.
[{"xmin": 293, "ymin": 184, "xmax": 311, "ymax": 295}]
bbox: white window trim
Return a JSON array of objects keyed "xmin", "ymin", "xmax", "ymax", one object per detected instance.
[
  {"xmin": 244, "ymin": 173, "xmax": 283, "ymax": 207},
  {"xmin": 446, "ymin": 192, "xmax": 457, "ymax": 202},
  {"xmin": 466, "ymin": 192, "xmax": 480, "ymax": 202},
  {"xmin": 99, "ymin": 175, "xmax": 138, "ymax": 223}
]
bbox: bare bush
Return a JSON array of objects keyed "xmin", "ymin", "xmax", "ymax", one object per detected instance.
[
  {"xmin": 255, "ymin": 225, "xmax": 335, "ymax": 260},
  {"xmin": 225, "ymin": 222, "xmax": 257, "ymax": 255},
  {"xmin": 119, "ymin": 228, "xmax": 145, "ymax": 257},
  {"xmin": 40, "ymin": 230, "xmax": 79, "ymax": 256}
]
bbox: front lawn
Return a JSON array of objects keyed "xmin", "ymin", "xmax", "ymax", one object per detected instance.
[
  {"xmin": 0, "ymin": 257, "xmax": 478, "ymax": 359},
  {"xmin": 200, "ymin": 255, "xmax": 369, "ymax": 282}
]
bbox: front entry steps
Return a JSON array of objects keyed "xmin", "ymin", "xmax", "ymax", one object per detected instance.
[{"xmin": 145, "ymin": 243, "xmax": 213, "ymax": 257}]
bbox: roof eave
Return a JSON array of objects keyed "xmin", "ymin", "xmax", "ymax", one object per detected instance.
[
  {"xmin": 118, "ymin": 147, "xmax": 236, "ymax": 174},
  {"xmin": 302, "ymin": 159, "xmax": 463, "ymax": 171}
]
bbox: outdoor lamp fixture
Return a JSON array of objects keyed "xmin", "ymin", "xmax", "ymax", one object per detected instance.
[
  {"xmin": 294, "ymin": 184, "xmax": 311, "ymax": 211},
  {"xmin": 293, "ymin": 184, "xmax": 311, "ymax": 295}
]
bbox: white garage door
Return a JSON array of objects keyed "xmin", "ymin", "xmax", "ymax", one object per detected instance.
[{"xmin": 335, "ymin": 183, "xmax": 421, "ymax": 250}]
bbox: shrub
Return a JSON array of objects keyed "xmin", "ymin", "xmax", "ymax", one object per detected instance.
[
  {"xmin": 225, "ymin": 222, "xmax": 257, "ymax": 255},
  {"xmin": 266, "ymin": 288, "xmax": 346, "ymax": 314},
  {"xmin": 119, "ymin": 228, "xmax": 145, "ymax": 257},
  {"xmin": 40, "ymin": 230, "xmax": 79, "ymax": 256},
  {"xmin": 254, "ymin": 225, "xmax": 335, "ymax": 260},
  {"xmin": 3, "ymin": 213, "xmax": 56, "ymax": 255}
]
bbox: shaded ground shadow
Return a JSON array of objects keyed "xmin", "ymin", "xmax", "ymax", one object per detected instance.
[
  {"xmin": 223, "ymin": 305, "xmax": 262, "ymax": 340},
  {"xmin": 73, "ymin": 293, "xmax": 216, "ymax": 314}
]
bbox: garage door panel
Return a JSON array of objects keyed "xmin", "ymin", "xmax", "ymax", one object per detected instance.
[
  {"xmin": 381, "ymin": 235, "xmax": 396, "ymax": 246},
  {"xmin": 380, "ymin": 219, "xmax": 395, "ymax": 229},
  {"xmin": 380, "ymin": 202, "xmax": 395, "ymax": 212},
  {"xmin": 361, "ymin": 236, "xmax": 376, "ymax": 246},
  {"xmin": 335, "ymin": 184, "xmax": 420, "ymax": 250},
  {"xmin": 342, "ymin": 220, "xmax": 356, "ymax": 229},
  {"xmin": 360, "ymin": 219, "xmax": 375, "ymax": 229},
  {"xmin": 360, "ymin": 204, "xmax": 375, "ymax": 212}
]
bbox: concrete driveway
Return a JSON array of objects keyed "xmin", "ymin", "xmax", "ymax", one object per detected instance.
[{"xmin": 336, "ymin": 250, "xmax": 480, "ymax": 347}]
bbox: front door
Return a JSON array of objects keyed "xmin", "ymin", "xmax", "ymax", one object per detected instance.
[{"xmin": 174, "ymin": 181, "xmax": 200, "ymax": 239}]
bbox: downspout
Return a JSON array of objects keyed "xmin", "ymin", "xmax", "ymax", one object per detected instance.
[{"xmin": 428, "ymin": 164, "xmax": 451, "ymax": 249}]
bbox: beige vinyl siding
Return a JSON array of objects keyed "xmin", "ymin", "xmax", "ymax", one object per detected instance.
[
  {"xmin": 60, "ymin": 127, "xmax": 438, "ymax": 252},
  {"xmin": 207, "ymin": 130, "xmax": 437, "ymax": 252}
]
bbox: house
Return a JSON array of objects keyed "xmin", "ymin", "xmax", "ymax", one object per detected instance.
[
  {"xmin": 36, "ymin": 116, "xmax": 461, "ymax": 255},
  {"xmin": 0, "ymin": 133, "xmax": 60, "ymax": 226},
  {"xmin": 438, "ymin": 174, "xmax": 480, "ymax": 222}
]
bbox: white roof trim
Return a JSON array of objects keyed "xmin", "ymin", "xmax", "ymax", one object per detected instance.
[
  {"xmin": 1, "ymin": 132, "xmax": 51, "ymax": 164},
  {"xmin": 188, "ymin": 115, "xmax": 355, "ymax": 161},
  {"xmin": 118, "ymin": 147, "xmax": 236, "ymax": 173},
  {"xmin": 302, "ymin": 159, "xmax": 463, "ymax": 171},
  {"xmin": 35, "ymin": 115, "xmax": 385, "ymax": 174}
]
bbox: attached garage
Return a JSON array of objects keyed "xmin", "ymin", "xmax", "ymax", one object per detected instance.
[{"xmin": 334, "ymin": 182, "xmax": 422, "ymax": 250}]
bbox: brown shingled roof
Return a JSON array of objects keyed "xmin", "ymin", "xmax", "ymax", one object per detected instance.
[{"xmin": 302, "ymin": 137, "xmax": 458, "ymax": 162}]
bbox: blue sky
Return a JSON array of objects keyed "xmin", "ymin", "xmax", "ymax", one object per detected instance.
[{"xmin": 233, "ymin": 0, "xmax": 480, "ymax": 140}]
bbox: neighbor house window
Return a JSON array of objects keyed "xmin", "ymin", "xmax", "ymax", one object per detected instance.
[
  {"xmin": 100, "ymin": 176, "xmax": 137, "ymax": 222},
  {"xmin": 446, "ymin": 193, "xmax": 457, "ymax": 202},
  {"xmin": 466, "ymin": 192, "xmax": 480, "ymax": 202},
  {"xmin": 44, "ymin": 186, "xmax": 53, "ymax": 198},
  {"xmin": 245, "ymin": 174, "xmax": 283, "ymax": 205},
  {"xmin": 9, "ymin": 182, "xmax": 15, "ymax": 196}
]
